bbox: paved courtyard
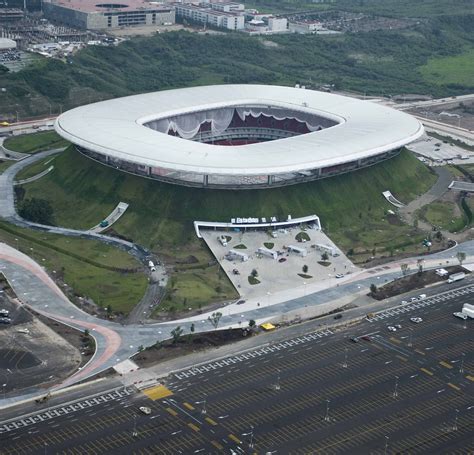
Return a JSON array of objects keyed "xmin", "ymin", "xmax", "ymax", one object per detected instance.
[{"xmin": 201, "ymin": 227, "xmax": 358, "ymax": 300}]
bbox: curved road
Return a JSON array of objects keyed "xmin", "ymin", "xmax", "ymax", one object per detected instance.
[{"xmin": 1, "ymin": 150, "xmax": 474, "ymax": 404}]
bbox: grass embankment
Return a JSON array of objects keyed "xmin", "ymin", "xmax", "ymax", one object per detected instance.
[
  {"xmin": 0, "ymin": 222, "xmax": 147, "ymax": 314},
  {"xmin": 21, "ymin": 147, "xmax": 436, "ymax": 263},
  {"xmin": 15, "ymin": 154, "xmax": 57, "ymax": 181},
  {"xmin": 420, "ymin": 48, "xmax": 474, "ymax": 88},
  {"xmin": 0, "ymin": 160, "xmax": 14, "ymax": 174},
  {"xmin": 3, "ymin": 131, "xmax": 69, "ymax": 154}
]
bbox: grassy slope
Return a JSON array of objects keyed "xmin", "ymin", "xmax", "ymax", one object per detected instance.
[
  {"xmin": 16, "ymin": 154, "xmax": 58, "ymax": 181},
  {"xmin": 4, "ymin": 131, "xmax": 69, "ymax": 154},
  {"xmin": 0, "ymin": 222, "xmax": 147, "ymax": 313},
  {"xmin": 417, "ymin": 201, "xmax": 466, "ymax": 233},
  {"xmin": 22, "ymin": 147, "xmax": 436, "ymax": 254},
  {"xmin": 420, "ymin": 48, "xmax": 474, "ymax": 87}
]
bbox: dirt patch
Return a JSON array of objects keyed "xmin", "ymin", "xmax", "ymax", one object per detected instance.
[
  {"xmin": 386, "ymin": 214, "xmax": 404, "ymax": 226},
  {"xmin": 133, "ymin": 329, "xmax": 252, "ymax": 369},
  {"xmin": 369, "ymin": 266, "xmax": 467, "ymax": 300}
]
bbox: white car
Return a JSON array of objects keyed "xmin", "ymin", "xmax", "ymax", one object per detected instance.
[
  {"xmin": 453, "ymin": 312, "xmax": 468, "ymax": 320},
  {"xmin": 410, "ymin": 317, "xmax": 423, "ymax": 323},
  {"xmin": 401, "ymin": 300, "xmax": 408, "ymax": 305},
  {"xmin": 139, "ymin": 406, "xmax": 151, "ymax": 415},
  {"xmin": 387, "ymin": 326, "xmax": 397, "ymax": 332},
  {"xmin": 335, "ymin": 274, "xmax": 344, "ymax": 279}
]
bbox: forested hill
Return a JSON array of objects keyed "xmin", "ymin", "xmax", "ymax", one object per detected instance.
[{"xmin": 1, "ymin": 13, "xmax": 473, "ymax": 119}]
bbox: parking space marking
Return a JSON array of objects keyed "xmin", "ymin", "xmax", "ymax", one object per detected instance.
[
  {"xmin": 228, "ymin": 433, "xmax": 241, "ymax": 444},
  {"xmin": 420, "ymin": 367, "xmax": 434, "ymax": 376},
  {"xmin": 447, "ymin": 383, "xmax": 461, "ymax": 391},
  {"xmin": 143, "ymin": 385, "xmax": 173, "ymax": 401}
]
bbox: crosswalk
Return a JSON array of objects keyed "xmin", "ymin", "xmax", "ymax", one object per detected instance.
[
  {"xmin": 0, "ymin": 387, "xmax": 134, "ymax": 434},
  {"xmin": 173, "ymin": 328, "xmax": 334, "ymax": 380},
  {"xmin": 367, "ymin": 285, "xmax": 474, "ymax": 322}
]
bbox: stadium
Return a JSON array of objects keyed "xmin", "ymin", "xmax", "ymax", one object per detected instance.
[{"xmin": 55, "ymin": 85, "xmax": 424, "ymax": 189}]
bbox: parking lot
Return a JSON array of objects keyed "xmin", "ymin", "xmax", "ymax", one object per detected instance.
[
  {"xmin": 202, "ymin": 227, "xmax": 356, "ymax": 299},
  {"xmin": 1, "ymin": 283, "xmax": 472, "ymax": 454}
]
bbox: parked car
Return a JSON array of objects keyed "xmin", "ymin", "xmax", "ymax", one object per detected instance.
[
  {"xmin": 453, "ymin": 312, "xmax": 468, "ymax": 320},
  {"xmin": 410, "ymin": 317, "xmax": 423, "ymax": 323},
  {"xmin": 387, "ymin": 326, "xmax": 397, "ymax": 332},
  {"xmin": 335, "ymin": 274, "xmax": 344, "ymax": 279},
  {"xmin": 0, "ymin": 317, "xmax": 11, "ymax": 324},
  {"xmin": 139, "ymin": 406, "xmax": 151, "ymax": 415},
  {"xmin": 333, "ymin": 314, "xmax": 342, "ymax": 320},
  {"xmin": 350, "ymin": 337, "xmax": 359, "ymax": 343},
  {"xmin": 361, "ymin": 335, "xmax": 372, "ymax": 342}
]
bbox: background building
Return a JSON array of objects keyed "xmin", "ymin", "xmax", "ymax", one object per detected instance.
[
  {"xmin": 43, "ymin": 0, "xmax": 175, "ymax": 30},
  {"xmin": 174, "ymin": 1, "xmax": 245, "ymax": 30}
]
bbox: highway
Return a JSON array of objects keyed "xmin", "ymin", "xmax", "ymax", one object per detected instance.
[{"xmin": 1, "ymin": 283, "xmax": 472, "ymax": 454}]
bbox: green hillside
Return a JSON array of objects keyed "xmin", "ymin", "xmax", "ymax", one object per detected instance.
[{"xmin": 21, "ymin": 147, "xmax": 436, "ymax": 255}]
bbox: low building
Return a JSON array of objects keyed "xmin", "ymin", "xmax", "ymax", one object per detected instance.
[
  {"xmin": 43, "ymin": 0, "xmax": 175, "ymax": 30},
  {"xmin": 174, "ymin": 2, "xmax": 244, "ymax": 30},
  {"xmin": 257, "ymin": 247, "xmax": 277, "ymax": 260},
  {"xmin": 287, "ymin": 245, "xmax": 307, "ymax": 257},
  {"xmin": 0, "ymin": 38, "xmax": 17, "ymax": 52},
  {"xmin": 268, "ymin": 17, "xmax": 287, "ymax": 32}
]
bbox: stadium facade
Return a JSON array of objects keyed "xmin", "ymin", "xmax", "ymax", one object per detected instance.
[{"xmin": 55, "ymin": 85, "xmax": 424, "ymax": 190}]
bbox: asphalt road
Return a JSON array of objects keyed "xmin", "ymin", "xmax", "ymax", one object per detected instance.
[{"xmin": 1, "ymin": 284, "xmax": 472, "ymax": 454}]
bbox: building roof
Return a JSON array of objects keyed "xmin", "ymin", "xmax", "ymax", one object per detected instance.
[
  {"xmin": 48, "ymin": 0, "xmax": 168, "ymax": 13},
  {"xmin": 0, "ymin": 38, "xmax": 17, "ymax": 51},
  {"xmin": 55, "ymin": 84, "xmax": 424, "ymax": 176}
]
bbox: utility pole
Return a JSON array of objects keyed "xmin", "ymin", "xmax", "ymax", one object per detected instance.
[
  {"xmin": 452, "ymin": 409, "xmax": 459, "ymax": 431},
  {"xmin": 459, "ymin": 353, "xmax": 465, "ymax": 374},
  {"xmin": 342, "ymin": 347, "xmax": 348, "ymax": 368},
  {"xmin": 274, "ymin": 369, "xmax": 281, "ymax": 391},
  {"xmin": 408, "ymin": 328, "xmax": 413, "ymax": 347},
  {"xmin": 132, "ymin": 415, "xmax": 138, "ymax": 437},
  {"xmin": 384, "ymin": 435, "xmax": 389, "ymax": 455}
]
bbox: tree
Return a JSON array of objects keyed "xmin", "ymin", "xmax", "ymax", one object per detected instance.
[
  {"xmin": 170, "ymin": 326, "xmax": 183, "ymax": 343},
  {"xmin": 369, "ymin": 283, "xmax": 377, "ymax": 294},
  {"xmin": 208, "ymin": 311, "xmax": 222, "ymax": 330},
  {"xmin": 417, "ymin": 259, "xmax": 423, "ymax": 276},
  {"xmin": 435, "ymin": 230, "xmax": 443, "ymax": 241},
  {"xmin": 302, "ymin": 264, "xmax": 308, "ymax": 273},
  {"xmin": 18, "ymin": 198, "xmax": 54, "ymax": 224},
  {"xmin": 190, "ymin": 323, "xmax": 195, "ymax": 333},
  {"xmin": 400, "ymin": 263, "xmax": 409, "ymax": 277},
  {"xmin": 251, "ymin": 269, "xmax": 258, "ymax": 278},
  {"xmin": 106, "ymin": 304, "xmax": 112, "ymax": 317},
  {"xmin": 321, "ymin": 252, "xmax": 329, "ymax": 261},
  {"xmin": 137, "ymin": 345, "xmax": 144, "ymax": 352},
  {"xmin": 83, "ymin": 329, "xmax": 90, "ymax": 338},
  {"xmin": 456, "ymin": 251, "xmax": 466, "ymax": 266},
  {"xmin": 248, "ymin": 319, "xmax": 256, "ymax": 331}
]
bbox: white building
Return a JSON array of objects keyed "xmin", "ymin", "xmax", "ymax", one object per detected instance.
[
  {"xmin": 268, "ymin": 17, "xmax": 287, "ymax": 32},
  {"xmin": 174, "ymin": 3, "xmax": 244, "ymax": 30}
]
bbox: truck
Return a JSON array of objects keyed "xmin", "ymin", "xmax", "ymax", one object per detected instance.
[
  {"xmin": 461, "ymin": 304, "xmax": 474, "ymax": 319},
  {"xmin": 447, "ymin": 272, "xmax": 465, "ymax": 283}
]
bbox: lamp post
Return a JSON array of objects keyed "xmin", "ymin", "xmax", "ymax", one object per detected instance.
[
  {"xmin": 2, "ymin": 383, "xmax": 6, "ymax": 400},
  {"xmin": 196, "ymin": 396, "xmax": 207, "ymax": 415},
  {"xmin": 324, "ymin": 399, "xmax": 330, "ymax": 422},
  {"xmin": 408, "ymin": 328, "xmax": 413, "ymax": 347},
  {"xmin": 132, "ymin": 414, "xmax": 138, "ymax": 437},
  {"xmin": 452, "ymin": 409, "xmax": 459, "ymax": 431},
  {"xmin": 342, "ymin": 347, "xmax": 348, "ymax": 368},
  {"xmin": 392, "ymin": 376, "xmax": 399, "ymax": 398},
  {"xmin": 242, "ymin": 425, "xmax": 254, "ymax": 448},
  {"xmin": 384, "ymin": 435, "xmax": 389, "ymax": 455},
  {"xmin": 274, "ymin": 369, "xmax": 281, "ymax": 391},
  {"xmin": 459, "ymin": 353, "xmax": 465, "ymax": 374}
]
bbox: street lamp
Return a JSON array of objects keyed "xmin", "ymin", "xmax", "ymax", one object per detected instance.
[
  {"xmin": 324, "ymin": 399, "xmax": 331, "ymax": 422},
  {"xmin": 274, "ymin": 369, "xmax": 281, "ymax": 391},
  {"xmin": 384, "ymin": 435, "xmax": 389, "ymax": 455},
  {"xmin": 408, "ymin": 328, "xmax": 413, "ymax": 347},
  {"xmin": 392, "ymin": 376, "xmax": 399, "ymax": 398},
  {"xmin": 2, "ymin": 383, "xmax": 6, "ymax": 400},
  {"xmin": 459, "ymin": 353, "xmax": 465, "ymax": 374},
  {"xmin": 195, "ymin": 396, "xmax": 207, "ymax": 415},
  {"xmin": 242, "ymin": 425, "xmax": 254, "ymax": 448},
  {"xmin": 132, "ymin": 415, "xmax": 138, "ymax": 437},
  {"xmin": 342, "ymin": 347, "xmax": 348, "ymax": 368},
  {"xmin": 452, "ymin": 409, "xmax": 459, "ymax": 431}
]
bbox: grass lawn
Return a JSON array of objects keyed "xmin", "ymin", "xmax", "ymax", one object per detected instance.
[
  {"xmin": 3, "ymin": 131, "xmax": 69, "ymax": 154},
  {"xmin": 161, "ymin": 264, "xmax": 237, "ymax": 313},
  {"xmin": 0, "ymin": 160, "xmax": 14, "ymax": 174},
  {"xmin": 0, "ymin": 221, "xmax": 147, "ymax": 314},
  {"xmin": 417, "ymin": 201, "xmax": 466, "ymax": 233},
  {"xmin": 420, "ymin": 48, "xmax": 474, "ymax": 87},
  {"xmin": 15, "ymin": 155, "xmax": 57, "ymax": 181}
]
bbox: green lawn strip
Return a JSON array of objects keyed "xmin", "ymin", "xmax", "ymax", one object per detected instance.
[
  {"xmin": 0, "ymin": 222, "xmax": 147, "ymax": 313},
  {"xmin": 263, "ymin": 242, "xmax": 274, "ymax": 249},
  {"xmin": 417, "ymin": 201, "xmax": 466, "ymax": 232},
  {"xmin": 298, "ymin": 273, "xmax": 313, "ymax": 279},
  {"xmin": 248, "ymin": 276, "xmax": 260, "ymax": 285},
  {"xmin": 234, "ymin": 244, "xmax": 247, "ymax": 249},
  {"xmin": 4, "ymin": 131, "xmax": 69, "ymax": 154},
  {"xmin": 16, "ymin": 155, "xmax": 57, "ymax": 181},
  {"xmin": 0, "ymin": 160, "xmax": 15, "ymax": 174}
]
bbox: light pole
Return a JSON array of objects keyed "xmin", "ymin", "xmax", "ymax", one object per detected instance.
[
  {"xmin": 243, "ymin": 425, "xmax": 254, "ymax": 448},
  {"xmin": 342, "ymin": 347, "xmax": 348, "ymax": 368},
  {"xmin": 408, "ymin": 328, "xmax": 413, "ymax": 347},
  {"xmin": 324, "ymin": 399, "xmax": 330, "ymax": 422},
  {"xmin": 274, "ymin": 369, "xmax": 281, "ymax": 391},
  {"xmin": 303, "ymin": 281, "xmax": 307, "ymax": 297},
  {"xmin": 196, "ymin": 396, "xmax": 207, "ymax": 415},
  {"xmin": 2, "ymin": 383, "xmax": 6, "ymax": 400},
  {"xmin": 132, "ymin": 414, "xmax": 138, "ymax": 437},
  {"xmin": 452, "ymin": 409, "xmax": 459, "ymax": 431},
  {"xmin": 392, "ymin": 376, "xmax": 399, "ymax": 398},
  {"xmin": 384, "ymin": 435, "xmax": 389, "ymax": 455},
  {"xmin": 459, "ymin": 353, "xmax": 465, "ymax": 374}
]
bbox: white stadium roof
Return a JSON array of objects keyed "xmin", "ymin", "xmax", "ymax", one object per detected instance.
[{"xmin": 55, "ymin": 84, "xmax": 424, "ymax": 176}]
